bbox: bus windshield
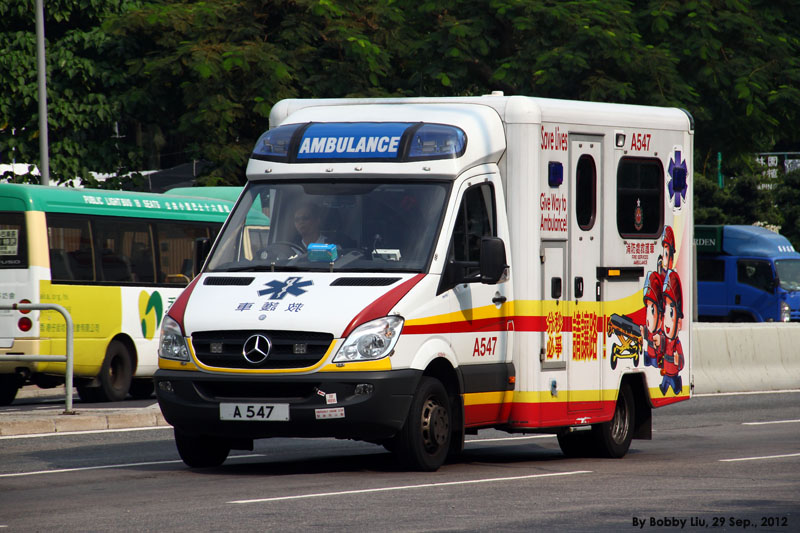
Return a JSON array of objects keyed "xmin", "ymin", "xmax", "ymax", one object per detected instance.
[
  {"xmin": 775, "ymin": 259, "xmax": 800, "ymax": 292},
  {"xmin": 207, "ymin": 180, "xmax": 450, "ymax": 273}
]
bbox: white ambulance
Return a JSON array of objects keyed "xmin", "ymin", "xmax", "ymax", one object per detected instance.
[{"xmin": 155, "ymin": 94, "xmax": 693, "ymax": 471}]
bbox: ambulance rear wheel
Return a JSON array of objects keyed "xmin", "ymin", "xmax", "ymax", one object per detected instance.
[
  {"xmin": 395, "ymin": 377, "xmax": 451, "ymax": 471},
  {"xmin": 592, "ymin": 384, "xmax": 634, "ymax": 458},
  {"xmin": 174, "ymin": 429, "xmax": 230, "ymax": 468}
]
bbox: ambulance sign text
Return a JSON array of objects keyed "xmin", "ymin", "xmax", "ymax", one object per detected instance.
[
  {"xmin": 540, "ymin": 192, "xmax": 568, "ymax": 232},
  {"xmin": 297, "ymin": 123, "xmax": 407, "ymax": 160}
]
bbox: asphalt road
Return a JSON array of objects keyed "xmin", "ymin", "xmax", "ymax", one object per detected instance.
[{"xmin": 0, "ymin": 391, "xmax": 798, "ymax": 532}]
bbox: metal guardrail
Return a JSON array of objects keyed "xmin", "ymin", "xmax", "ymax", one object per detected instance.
[{"xmin": 0, "ymin": 303, "xmax": 74, "ymax": 413}]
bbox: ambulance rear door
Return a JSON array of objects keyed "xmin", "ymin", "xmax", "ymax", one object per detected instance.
[{"xmin": 567, "ymin": 135, "xmax": 603, "ymax": 411}]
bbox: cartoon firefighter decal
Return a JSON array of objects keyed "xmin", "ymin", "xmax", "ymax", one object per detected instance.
[
  {"xmin": 659, "ymin": 269, "xmax": 685, "ymax": 395},
  {"xmin": 608, "ymin": 225, "xmax": 680, "ymax": 377},
  {"xmin": 640, "ymin": 270, "xmax": 665, "ymax": 368},
  {"xmin": 658, "ymin": 225, "xmax": 675, "ymax": 276}
]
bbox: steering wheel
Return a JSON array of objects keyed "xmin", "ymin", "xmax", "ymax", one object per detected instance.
[{"xmin": 256, "ymin": 241, "xmax": 305, "ymax": 262}]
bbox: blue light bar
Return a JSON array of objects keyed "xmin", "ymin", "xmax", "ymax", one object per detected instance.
[
  {"xmin": 407, "ymin": 124, "xmax": 466, "ymax": 160},
  {"xmin": 252, "ymin": 123, "xmax": 302, "ymax": 160},
  {"xmin": 250, "ymin": 122, "xmax": 468, "ymax": 163}
]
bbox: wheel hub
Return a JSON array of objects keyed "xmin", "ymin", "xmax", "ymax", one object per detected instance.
[
  {"xmin": 420, "ymin": 398, "xmax": 449, "ymax": 453},
  {"xmin": 611, "ymin": 399, "xmax": 630, "ymax": 444}
]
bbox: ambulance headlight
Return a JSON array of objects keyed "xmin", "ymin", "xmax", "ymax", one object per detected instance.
[
  {"xmin": 159, "ymin": 316, "xmax": 191, "ymax": 361},
  {"xmin": 334, "ymin": 316, "xmax": 404, "ymax": 362}
]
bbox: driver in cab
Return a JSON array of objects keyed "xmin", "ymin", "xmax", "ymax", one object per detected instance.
[{"xmin": 294, "ymin": 202, "xmax": 328, "ymax": 250}]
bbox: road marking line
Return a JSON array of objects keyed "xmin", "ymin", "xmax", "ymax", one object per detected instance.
[
  {"xmin": 228, "ymin": 470, "xmax": 592, "ymax": 504},
  {"xmin": 742, "ymin": 419, "xmax": 800, "ymax": 426},
  {"xmin": 0, "ymin": 454, "xmax": 263, "ymax": 478},
  {"xmin": 720, "ymin": 452, "xmax": 800, "ymax": 463},
  {"xmin": 0, "ymin": 459, "xmax": 183, "ymax": 478},
  {"xmin": 0, "ymin": 426, "xmax": 170, "ymax": 440}
]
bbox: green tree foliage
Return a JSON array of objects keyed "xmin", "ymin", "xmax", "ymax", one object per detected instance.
[
  {"xmin": 694, "ymin": 161, "xmax": 781, "ymax": 226},
  {"xmin": 103, "ymin": 0, "xmax": 405, "ymax": 184},
  {"xmin": 0, "ymin": 0, "xmax": 141, "ymax": 184},
  {"xmin": 639, "ymin": 0, "xmax": 800, "ymax": 169}
]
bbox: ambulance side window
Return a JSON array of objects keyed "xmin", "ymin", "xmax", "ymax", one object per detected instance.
[
  {"xmin": 616, "ymin": 157, "xmax": 664, "ymax": 238},
  {"xmin": 446, "ymin": 183, "xmax": 496, "ymax": 283}
]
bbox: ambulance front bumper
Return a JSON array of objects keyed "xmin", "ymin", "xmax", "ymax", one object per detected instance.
[{"xmin": 154, "ymin": 368, "xmax": 421, "ymax": 442}]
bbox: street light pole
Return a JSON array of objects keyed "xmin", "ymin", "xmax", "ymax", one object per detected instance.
[{"xmin": 35, "ymin": 0, "xmax": 50, "ymax": 185}]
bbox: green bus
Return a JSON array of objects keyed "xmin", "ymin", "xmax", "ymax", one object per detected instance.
[{"xmin": 0, "ymin": 184, "xmax": 258, "ymax": 405}]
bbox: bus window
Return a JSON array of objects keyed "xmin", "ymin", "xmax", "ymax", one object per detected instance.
[
  {"xmin": 95, "ymin": 219, "xmax": 154, "ymax": 283},
  {"xmin": 46, "ymin": 214, "xmax": 95, "ymax": 282},
  {"xmin": 155, "ymin": 221, "xmax": 220, "ymax": 285},
  {"xmin": 0, "ymin": 212, "xmax": 27, "ymax": 269}
]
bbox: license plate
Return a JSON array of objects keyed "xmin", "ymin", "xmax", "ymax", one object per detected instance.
[{"xmin": 219, "ymin": 403, "xmax": 289, "ymax": 421}]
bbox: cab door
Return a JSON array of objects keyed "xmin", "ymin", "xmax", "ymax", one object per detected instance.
[
  {"xmin": 567, "ymin": 136, "xmax": 603, "ymax": 411},
  {"xmin": 440, "ymin": 174, "xmax": 512, "ymax": 426}
]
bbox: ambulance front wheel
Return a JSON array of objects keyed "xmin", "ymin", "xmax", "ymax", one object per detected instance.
[
  {"xmin": 174, "ymin": 429, "xmax": 230, "ymax": 468},
  {"xmin": 592, "ymin": 384, "xmax": 634, "ymax": 458},
  {"xmin": 395, "ymin": 376, "xmax": 452, "ymax": 471}
]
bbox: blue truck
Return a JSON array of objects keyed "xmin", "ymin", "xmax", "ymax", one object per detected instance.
[{"xmin": 696, "ymin": 225, "xmax": 800, "ymax": 322}]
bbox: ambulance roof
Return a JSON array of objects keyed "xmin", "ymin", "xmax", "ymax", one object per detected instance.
[
  {"xmin": 269, "ymin": 95, "xmax": 693, "ymax": 131},
  {"xmin": 247, "ymin": 96, "xmax": 692, "ymax": 181}
]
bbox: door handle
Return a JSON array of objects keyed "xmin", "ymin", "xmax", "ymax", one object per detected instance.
[{"xmin": 492, "ymin": 295, "xmax": 507, "ymax": 305}]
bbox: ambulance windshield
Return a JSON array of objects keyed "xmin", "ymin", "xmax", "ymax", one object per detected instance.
[{"xmin": 207, "ymin": 180, "xmax": 449, "ymax": 273}]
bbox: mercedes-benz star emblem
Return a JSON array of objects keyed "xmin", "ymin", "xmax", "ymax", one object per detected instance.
[{"xmin": 242, "ymin": 334, "xmax": 272, "ymax": 365}]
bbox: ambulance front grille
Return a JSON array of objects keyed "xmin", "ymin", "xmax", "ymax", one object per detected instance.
[{"xmin": 191, "ymin": 330, "xmax": 333, "ymax": 370}]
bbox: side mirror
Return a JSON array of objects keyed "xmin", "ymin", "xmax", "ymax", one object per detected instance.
[
  {"xmin": 480, "ymin": 237, "xmax": 508, "ymax": 285},
  {"xmin": 193, "ymin": 237, "xmax": 212, "ymax": 277}
]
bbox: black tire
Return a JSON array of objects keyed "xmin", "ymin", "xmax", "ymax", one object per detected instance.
[
  {"xmin": 174, "ymin": 429, "xmax": 230, "ymax": 468},
  {"xmin": 592, "ymin": 384, "xmax": 634, "ymax": 458},
  {"xmin": 129, "ymin": 378, "xmax": 155, "ymax": 399},
  {"xmin": 556, "ymin": 428, "xmax": 594, "ymax": 457},
  {"xmin": 96, "ymin": 340, "xmax": 133, "ymax": 402},
  {"xmin": 0, "ymin": 374, "xmax": 21, "ymax": 406},
  {"xmin": 394, "ymin": 377, "xmax": 452, "ymax": 471},
  {"xmin": 610, "ymin": 347, "xmax": 618, "ymax": 370}
]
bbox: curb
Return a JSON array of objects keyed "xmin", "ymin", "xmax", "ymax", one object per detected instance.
[{"xmin": 0, "ymin": 403, "xmax": 169, "ymax": 437}]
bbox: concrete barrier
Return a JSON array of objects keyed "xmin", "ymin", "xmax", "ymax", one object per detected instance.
[{"xmin": 692, "ymin": 323, "xmax": 800, "ymax": 394}]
